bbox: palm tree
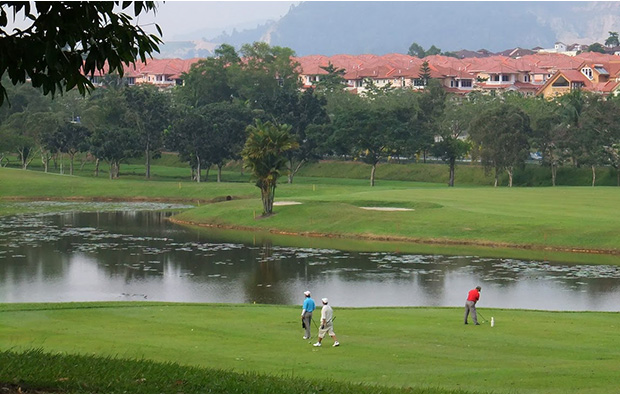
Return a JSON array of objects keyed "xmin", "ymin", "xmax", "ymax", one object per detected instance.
[{"xmin": 242, "ymin": 120, "xmax": 298, "ymax": 215}]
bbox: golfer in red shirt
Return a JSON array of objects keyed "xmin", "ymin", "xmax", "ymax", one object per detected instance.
[{"xmin": 464, "ymin": 286, "xmax": 481, "ymax": 325}]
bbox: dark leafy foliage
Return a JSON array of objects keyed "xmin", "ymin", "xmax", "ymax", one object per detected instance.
[{"xmin": 0, "ymin": 2, "xmax": 162, "ymax": 106}]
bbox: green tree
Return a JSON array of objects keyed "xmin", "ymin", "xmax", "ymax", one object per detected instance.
[
  {"xmin": 363, "ymin": 78, "xmax": 395, "ymax": 98},
  {"xmin": 426, "ymin": 45, "xmax": 442, "ymax": 56},
  {"xmin": 605, "ymin": 31, "xmax": 619, "ymax": 47},
  {"xmin": 165, "ymin": 108, "xmax": 212, "ymax": 182},
  {"xmin": 416, "ymin": 79, "xmax": 447, "ymax": 162},
  {"xmin": 86, "ymin": 86, "xmax": 139, "ymax": 178},
  {"xmin": 124, "ymin": 85, "xmax": 173, "ymax": 179},
  {"xmin": 231, "ymin": 42, "xmax": 301, "ymax": 111},
  {"xmin": 431, "ymin": 101, "xmax": 473, "ymax": 187},
  {"xmin": 314, "ymin": 62, "xmax": 347, "ymax": 94},
  {"xmin": 176, "ymin": 44, "xmax": 240, "ymax": 107},
  {"xmin": 331, "ymin": 93, "xmax": 403, "ymax": 186},
  {"xmin": 407, "ymin": 42, "xmax": 425, "ymax": 58},
  {"xmin": 418, "ymin": 61, "xmax": 432, "ymax": 86},
  {"xmin": 587, "ymin": 43, "xmax": 606, "ymax": 53},
  {"xmin": 90, "ymin": 126, "xmax": 141, "ymax": 179},
  {"xmin": 470, "ymin": 103, "xmax": 532, "ymax": 187},
  {"xmin": 44, "ymin": 122, "xmax": 91, "ymax": 175},
  {"xmin": 510, "ymin": 95, "xmax": 565, "ymax": 186},
  {"xmin": 574, "ymin": 95, "xmax": 618, "ymax": 186},
  {"xmin": 242, "ymin": 120, "xmax": 298, "ymax": 215},
  {"xmin": 203, "ymin": 101, "xmax": 253, "ymax": 182},
  {"xmin": 265, "ymin": 88, "xmax": 330, "ymax": 184},
  {"xmin": 0, "ymin": 2, "xmax": 162, "ymax": 106}
]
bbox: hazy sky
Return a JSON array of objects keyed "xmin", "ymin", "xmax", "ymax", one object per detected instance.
[{"xmin": 136, "ymin": 1, "xmax": 301, "ymax": 41}]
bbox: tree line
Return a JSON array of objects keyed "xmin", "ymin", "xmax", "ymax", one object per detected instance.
[{"xmin": 2, "ymin": 42, "xmax": 620, "ymax": 193}]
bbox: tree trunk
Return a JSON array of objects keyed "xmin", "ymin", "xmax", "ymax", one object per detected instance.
[
  {"xmin": 94, "ymin": 158, "xmax": 100, "ymax": 177},
  {"xmin": 507, "ymin": 167, "xmax": 514, "ymax": 187},
  {"xmin": 69, "ymin": 153, "xmax": 75, "ymax": 175},
  {"xmin": 551, "ymin": 163, "xmax": 557, "ymax": 187},
  {"xmin": 448, "ymin": 157, "xmax": 456, "ymax": 187},
  {"xmin": 195, "ymin": 154, "xmax": 201, "ymax": 183},
  {"xmin": 261, "ymin": 182, "xmax": 276, "ymax": 215},
  {"xmin": 287, "ymin": 159, "xmax": 294, "ymax": 184},
  {"xmin": 217, "ymin": 164, "xmax": 222, "ymax": 183},
  {"xmin": 370, "ymin": 163, "xmax": 376, "ymax": 187},
  {"xmin": 288, "ymin": 159, "xmax": 306, "ymax": 184},
  {"xmin": 41, "ymin": 153, "xmax": 49, "ymax": 173},
  {"xmin": 59, "ymin": 152, "xmax": 64, "ymax": 175},
  {"xmin": 145, "ymin": 143, "xmax": 151, "ymax": 179},
  {"xmin": 591, "ymin": 165, "xmax": 596, "ymax": 187}
]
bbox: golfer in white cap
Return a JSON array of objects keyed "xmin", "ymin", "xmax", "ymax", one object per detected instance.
[
  {"xmin": 313, "ymin": 298, "xmax": 339, "ymax": 347},
  {"xmin": 301, "ymin": 291, "xmax": 315, "ymax": 339}
]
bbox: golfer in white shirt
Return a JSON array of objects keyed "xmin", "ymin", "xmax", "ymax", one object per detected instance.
[{"xmin": 313, "ymin": 298, "xmax": 340, "ymax": 347}]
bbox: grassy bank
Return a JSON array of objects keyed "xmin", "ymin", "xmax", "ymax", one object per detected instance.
[
  {"xmin": 174, "ymin": 185, "xmax": 620, "ymax": 254},
  {"xmin": 5, "ymin": 152, "xmax": 620, "ymax": 187},
  {"xmin": 1, "ymin": 350, "xmax": 427, "ymax": 394},
  {"xmin": 2, "ymin": 167, "xmax": 620, "ymax": 256},
  {"xmin": 1, "ymin": 302, "xmax": 619, "ymax": 393}
]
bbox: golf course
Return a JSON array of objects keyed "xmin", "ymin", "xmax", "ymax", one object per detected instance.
[{"xmin": 1, "ymin": 161, "xmax": 620, "ymax": 393}]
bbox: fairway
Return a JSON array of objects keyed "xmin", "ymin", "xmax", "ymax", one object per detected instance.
[
  {"xmin": 174, "ymin": 184, "xmax": 620, "ymax": 254},
  {"xmin": 3, "ymin": 167, "xmax": 619, "ymax": 255},
  {"xmin": 2, "ymin": 166, "xmax": 620, "ymax": 392},
  {"xmin": 1, "ymin": 302, "xmax": 618, "ymax": 393}
]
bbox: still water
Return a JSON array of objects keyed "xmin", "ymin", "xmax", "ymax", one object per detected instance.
[{"xmin": 1, "ymin": 204, "xmax": 620, "ymax": 311}]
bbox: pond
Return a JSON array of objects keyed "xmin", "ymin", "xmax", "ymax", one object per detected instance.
[{"xmin": 1, "ymin": 203, "xmax": 620, "ymax": 311}]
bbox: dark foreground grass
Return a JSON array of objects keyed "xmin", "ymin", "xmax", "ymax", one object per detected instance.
[
  {"xmin": 0, "ymin": 349, "xmax": 441, "ymax": 394},
  {"xmin": 2, "ymin": 303, "xmax": 620, "ymax": 393}
]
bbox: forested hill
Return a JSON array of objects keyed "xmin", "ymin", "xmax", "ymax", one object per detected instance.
[{"xmin": 205, "ymin": 1, "xmax": 620, "ymax": 56}]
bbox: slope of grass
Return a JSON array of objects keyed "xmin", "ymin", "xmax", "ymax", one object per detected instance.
[
  {"xmin": 1, "ymin": 302, "xmax": 619, "ymax": 393},
  {"xmin": 1, "ymin": 349, "xmax": 436, "ymax": 394},
  {"xmin": 174, "ymin": 186, "xmax": 620, "ymax": 253},
  {"xmin": 3, "ymin": 167, "xmax": 620, "ymax": 254}
]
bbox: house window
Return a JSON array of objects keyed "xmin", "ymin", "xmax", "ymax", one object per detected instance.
[
  {"xmin": 552, "ymin": 76, "xmax": 569, "ymax": 87},
  {"xmin": 461, "ymin": 79, "xmax": 472, "ymax": 87},
  {"xmin": 450, "ymin": 80, "xmax": 457, "ymax": 88},
  {"xmin": 492, "ymin": 75, "xmax": 500, "ymax": 82},
  {"xmin": 355, "ymin": 80, "xmax": 363, "ymax": 87},
  {"xmin": 523, "ymin": 74, "xmax": 530, "ymax": 82},
  {"xmin": 502, "ymin": 75, "xmax": 510, "ymax": 82},
  {"xmin": 581, "ymin": 67, "xmax": 593, "ymax": 79},
  {"xmin": 412, "ymin": 78, "xmax": 425, "ymax": 87}
]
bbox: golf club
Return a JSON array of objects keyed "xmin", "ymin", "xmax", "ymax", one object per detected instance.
[
  {"xmin": 477, "ymin": 310, "xmax": 488, "ymax": 323},
  {"xmin": 308, "ymin": 317, "xmax": 319, "ymax": 339}
]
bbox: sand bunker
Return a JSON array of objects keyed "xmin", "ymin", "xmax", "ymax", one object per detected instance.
[
  {"xmin": 359, "ymin": 207, "xmax": 414, "ymax": 212},
  {"xmin": 273, "ymin": 201, "xmax": 302, "ymax": 206}
]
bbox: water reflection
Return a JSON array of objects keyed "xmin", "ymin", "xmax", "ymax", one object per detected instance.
[{"xmin": 0, "ymin": 209, "xmax": 619, "ymax": 311}]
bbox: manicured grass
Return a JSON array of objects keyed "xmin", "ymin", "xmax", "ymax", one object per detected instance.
[
  {"xmin": 1, "ymin": 350, "xmax": 432, "ymax": 394},
  {"xmin": 175, "ymin": 185, "xmax": 620, "ymax": 254},
  {"xmin": 1, "ymin": 302, "xmax": 619, "ymax": 393},
  {"xmin": 2, "ymin": 167, "xmax": 620, "ymax": 255}
]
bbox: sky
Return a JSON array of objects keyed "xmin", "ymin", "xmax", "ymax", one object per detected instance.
[{"xmin": 136, "ymin": 1, "xmax": 301, "ymax": 41}]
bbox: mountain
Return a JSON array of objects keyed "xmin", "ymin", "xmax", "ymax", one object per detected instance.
[{"xmin": 158, "ymin": 1, "xmax": 620, "ymax": 58}]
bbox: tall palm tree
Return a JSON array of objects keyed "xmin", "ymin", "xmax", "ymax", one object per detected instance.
[{"xmin": 242, "ymin": 120, "xmax": 298, "ymax": 215}]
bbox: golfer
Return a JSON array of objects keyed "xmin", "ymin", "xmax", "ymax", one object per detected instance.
[
  {"xmin": 313, "ymin": 298, "xmax": 339, "ymax": 347},
  {"xmin": 464, "ymin": 286, "xmax": 481, "ymax": 325},
  {"xmin": 301, "ymin": 290, "xmax": 315, "ymax": 339}
]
